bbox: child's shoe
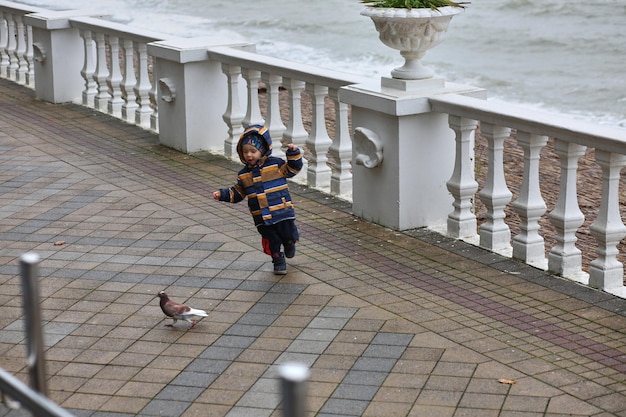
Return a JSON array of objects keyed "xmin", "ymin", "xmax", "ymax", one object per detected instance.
[
  {"xmin": 273, "ymin": 253, "xmax": 287, "ymax": 275},
  {"xmin": 284, "ymin": 241, "xmax": 296, "ymax": 259}
]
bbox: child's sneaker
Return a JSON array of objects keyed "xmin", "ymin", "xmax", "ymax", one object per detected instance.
[
  {"xmin": 284, "ymin": 241, "xmax": 296, "ymax": 259},
  {"xmin": 273, "ymin": 253, "xmax": 287, "ymax": 275}
]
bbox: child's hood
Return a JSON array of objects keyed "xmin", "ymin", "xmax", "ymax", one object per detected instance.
[{"xmin": 237, "ymin": 125, "xmax": 272, "ymax": 165}]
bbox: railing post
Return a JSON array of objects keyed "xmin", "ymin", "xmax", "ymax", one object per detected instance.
[
  {"xmin": 0, "ymin": 11, "xmax": 8, "ymax": 77},
  {"xmin": 262, "ymin": 72, "xmax": 286, "ymax": 158},
  {"xmin": 478, "ymin": 122, "xmax": 512, "ymax": 252},
  {"xmin": 548, "ymin": 139, "xmax": 586, "ymax": 280},
  {"xmin": 447, "ymin": 115, "xmax": 479, "ymax": 239},
  {"xmin": 24, "ymin": 11, "xmax": 86, "ymax": 103},
  {"xmin": 93, "ymin": 31, "xmax": 110, "ymax": 112},
  {"xmin": 328, "ymin": 87, "xmax": 353, "ymax": 197},
  {"xmin": 282, "ymin": 77, "xmax": 309, "ymax": 175},
  {"xmin": 279, "ymin": 363, "xmax": 309, "ymax": 417},
  {"xmin": 221, "ymin": 63, "xmax": 245, "ymax": 159},
  {"xmin": 305, "ymin": 83, "xmax": 333, "ymax": 190},
  {"xmin": 20, "ymin": 252, "xmax": 47, "ymax": 396},
  {"xmin": 512, "ymin": 131, "xmax": 548, "ymax": 268},
  {"xmin": 106, "ymin": 34, "xmax": 123, "ymax": 118},
  {"xmin": 588, "ymin": 150, "xmax": 626, "ymax": 295},
  {"xmin": 342, "ymin": 78, "xmax": 484, "ymax": 230},
  {"xmin": 148, "ymin": 38, "xmax": 253, "ymax": 153}
]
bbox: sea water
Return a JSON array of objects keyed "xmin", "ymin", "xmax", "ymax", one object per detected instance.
[{"xmin": 11, "ymin": 0, "xmax": 626, "ymax": 127}]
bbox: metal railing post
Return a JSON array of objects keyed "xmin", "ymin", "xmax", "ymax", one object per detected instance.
[
  {"xmin": 279, "ymin": 362, "xmax": 309, "ymax": 417},
  {"xmin": 20, "ymin": 252, "xmax": 47, "ymax": 396}
]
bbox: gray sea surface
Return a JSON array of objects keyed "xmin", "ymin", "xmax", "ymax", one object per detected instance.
[{"xmin": 12, "ymin": 0, "xmax": 626, "ymax": 127}]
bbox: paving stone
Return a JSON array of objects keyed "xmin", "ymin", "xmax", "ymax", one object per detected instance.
[{"xmin": 1, "ymin": 78, "xmax": 626, "ymax": 417}]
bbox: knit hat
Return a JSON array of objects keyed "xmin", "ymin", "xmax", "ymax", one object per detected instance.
[
  {"xmin": 237, "ymin": 125, "xmax": 272, "ymax": 165},
  {"xmin": 241, "ymin": 135, "xmax": 266, "ymax": 155}
]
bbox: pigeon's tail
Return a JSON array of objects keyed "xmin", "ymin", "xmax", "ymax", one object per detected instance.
[{"xmin": 188, "ymin": 308, "xmax": 208, "ymax": 317}]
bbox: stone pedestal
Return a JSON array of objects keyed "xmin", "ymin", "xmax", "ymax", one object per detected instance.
[
  {"xmin": 341, "ymin": 78, "xmax": 485, "ymax": 231},
  {"xmin": 25, "ymin": 11, "xmax": 88, "ymax": 103},
  {"xmin": 148, "ymin": 37, "xmax": 253, "ymax": 153}
]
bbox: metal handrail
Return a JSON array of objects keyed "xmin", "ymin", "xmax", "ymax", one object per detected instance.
[
  {"xmin": 0, "ymin": 367, "xmax": 74, "ymax": 417},
  {"xmin": 0, "ymin": 253, "xmax": 74, "ymax": 417}
]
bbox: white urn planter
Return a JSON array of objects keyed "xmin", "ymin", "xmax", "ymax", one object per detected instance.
[{"xmin": 361, "ymin": 6, "xmax": 464, "ymax": 80}]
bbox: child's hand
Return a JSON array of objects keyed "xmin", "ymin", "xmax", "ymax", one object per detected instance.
[
  {"xmin": 213, "ymin": 191, "xmax": 220, "ymax": 200},
  {"xmin": 286, "ymin": 143, "xmax": 299, "ymax": 151}
]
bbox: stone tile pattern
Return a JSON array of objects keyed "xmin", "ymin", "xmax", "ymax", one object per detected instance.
[{"xmin": 0, "ymin": 78, "xmax": 625, "ymax": 417}]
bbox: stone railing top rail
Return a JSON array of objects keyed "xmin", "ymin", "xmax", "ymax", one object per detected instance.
[
  {"xmin": 68, "ymin": 16, "xmax": 169, "ymax": 44},
  {"xmin": 430, "ymin": 93, "xmax": 626, "ymax": 153},
  {"xmin": 207, "ymin": 45, "xmax": 371, "ymax": 90},
  {"xmin": 0, "ymin": 0, "xmax": 47, "ymax": 15}
]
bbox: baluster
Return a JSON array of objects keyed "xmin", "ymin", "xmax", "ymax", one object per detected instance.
[
  {"xmin": 0, "ymin": 12, "xmax": 8, "ymax": 77},
  {"xmin": 282, "ymin": 79, "xmax": 308, "ymax": 147},
  {"xmin": 588, "ymin": 150, "xmax": 626, "ymax": 293},
  {"xmin": 328, "ymin": 87, "xmax": 352, "ymax": 197},
  {"xmin": 305, "ymin": 83, "xmax": 332, "ymax": 189},
  {"xmin": 106, "ymin": 35, "xmax": 123, "ymax": 117},
  {"xmin": 282, "ymin": 78, "xmax": 309, "ymax": 174},
  {"xmin": 134, "ymin": 41, "xmax": 152, "ymax": 127},
  {"xmin": 121, "ymin": 38, "xmax": 138, "ymax": 123},
  {"xmin": 478, "ymin": 123, "xmax": 512, "ymax": 252},
  {"xmin": 446, "ymin": 115, "xmax": 479, "ymax": 239},
  {"xmin": 241, "ymin": 68, "xmax": 264, "ymax": 128},
  {"xmin": 548, "ymin": 139, "xmax": 586, "ymax": 279},
  {"xmin": 6, "ymin": 13, "xmax": 17, "ymax": 80},
  {"xmin": 25, "ymin": 24, "xmax": 34, "ymax": 87},
  {"xmin": 79, "ymin": 29, "xmax": 97, "ymax": 107},
  {"xmin": 262, "ymin": 72, "xmax": 286, "ymax": 158},
  {"xmin": 93, "ymin": 32, "xmax": 110, "ymax": 111},
  {"xmin": 149, "ymin": 57, "xmax": 158, "ymax": 131},
  {"xmin": 512, "ymin": 131, "xmax": 548, "ymax": 267},
  {"xmin": 14, "ymin": 14, "xmax": 27, "ymax": 84},
  {"xmin": 221, "ymin": 63, "xmax": 245, "ymax": 159}
]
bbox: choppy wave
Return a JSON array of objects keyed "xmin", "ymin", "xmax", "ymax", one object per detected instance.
[{"xmin": 10, "ymin": 0, "xmax": 626, "ymax": 127}]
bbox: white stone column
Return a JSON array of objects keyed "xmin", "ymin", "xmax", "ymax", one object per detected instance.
[
  {"xmin": 24, "ymin": 11, "xmax": 86, "ymax": 103},
  {"xmin": 341, "ymin": 78, "xmax": 485, "ymax": 231},
  {"xmin": 148, "ymin": 37, "xmax": 254, "ymax": 153}
]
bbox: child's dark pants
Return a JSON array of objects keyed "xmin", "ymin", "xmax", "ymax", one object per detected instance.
[{"xmin": 258, "ymin": 219, "xmax": 299, "ymax": 258}]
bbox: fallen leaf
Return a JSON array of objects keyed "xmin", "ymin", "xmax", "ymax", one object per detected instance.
[
  {"xmin": 54, "ymin": 241, "xmax": 66, "ymax": 246},
  {"xmin": 498, "ymin": 378, "xmax": 516, "ymax": 385}
]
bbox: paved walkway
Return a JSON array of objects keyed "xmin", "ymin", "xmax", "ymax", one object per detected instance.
[{"xmin": 0, "ymin": 78, "xmax": 625, "ymax": 417}]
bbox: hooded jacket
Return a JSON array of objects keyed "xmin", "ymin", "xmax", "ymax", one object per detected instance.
[{"xmin": 217, "ymin": 125, "xmax": 303, "ymax": 227}]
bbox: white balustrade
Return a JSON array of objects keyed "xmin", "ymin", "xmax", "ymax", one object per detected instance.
[
  {"xmin": 0, "ymin": 2, "xmax": 43, "ymax": 87},
  {"xmin": 431, "ymin": 94, "xmax": 626, "ymax": 296},
  {"xmin": 71, "ymin": 16, "xmax": 165, "ymax": 131},
  {"xmin": 3, "ymin": 2, "xmax": 626, "ymax": 298},
  {"xmin": 207, "ymin": 46, "xmax": 368, "ymax": 194}
]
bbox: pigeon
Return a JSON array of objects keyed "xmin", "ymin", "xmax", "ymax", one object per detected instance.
[{"xmin": 158, "ymin": 291, "xmax": 208, "ymax": 329}]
